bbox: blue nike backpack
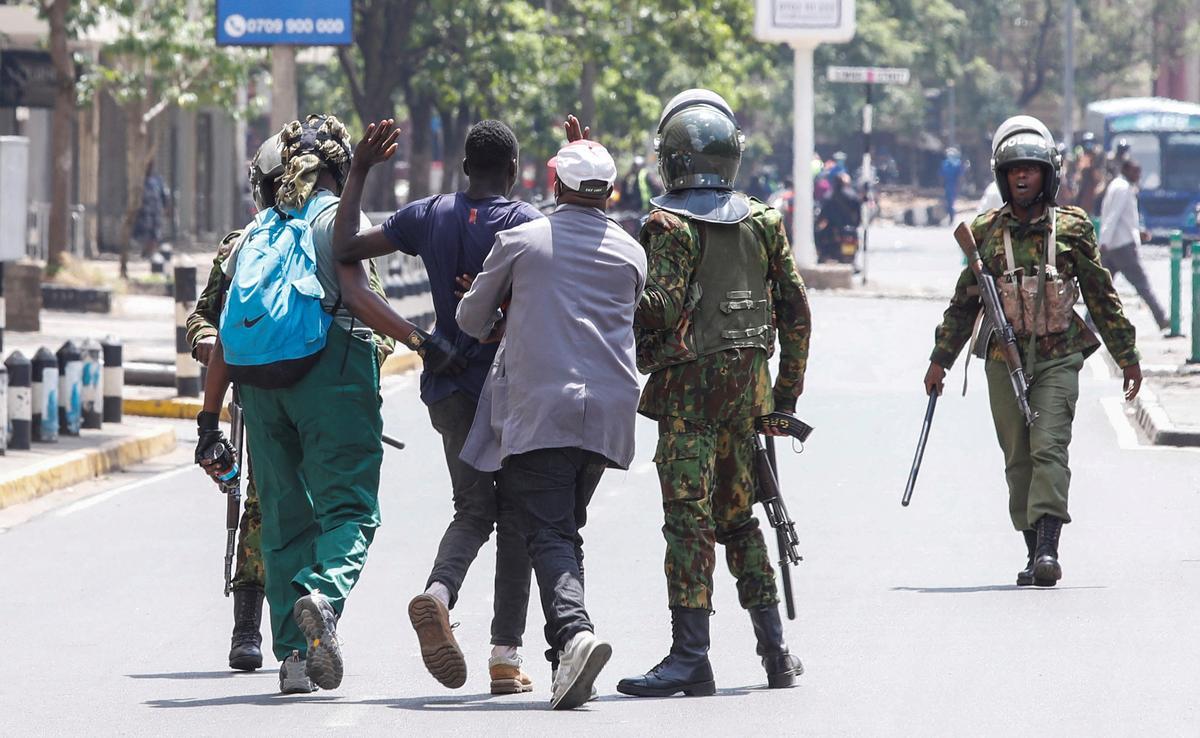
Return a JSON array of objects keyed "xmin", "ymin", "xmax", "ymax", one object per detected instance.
[{"xmin": 219, "ymin": 193, "xmax": 336, "ymax": 389}]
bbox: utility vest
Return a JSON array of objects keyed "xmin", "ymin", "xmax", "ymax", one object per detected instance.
[
  {"xmin": 996, "ymin": 207, "xmax": 1079, "ymax": 337},
  {"xmin": 637, "ymin": 216, "xmax": 773, "ymax": 374}
]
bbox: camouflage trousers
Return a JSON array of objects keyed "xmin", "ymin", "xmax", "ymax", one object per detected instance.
[
  {"xmin": 655, "ymin": 416, "xmax": 778, "ymax": 612},
  {"xmin": 230, "ymin": 464, "xmax": 265, "ymax": 591}
]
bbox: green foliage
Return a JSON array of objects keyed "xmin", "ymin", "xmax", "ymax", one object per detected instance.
[{"xmin": 72, "ymin": 0, "xmax": 260, "ymax": 121}]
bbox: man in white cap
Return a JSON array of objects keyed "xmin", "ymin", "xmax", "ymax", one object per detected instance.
[{"xmin": 456, "ymin": 127, "xmax": 647, "ymax": 710}]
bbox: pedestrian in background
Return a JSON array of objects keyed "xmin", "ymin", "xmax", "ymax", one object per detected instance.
[
  {"xmin": 456, "ymin": 130, "xmax": 646, "ymax": 710},
  {"xmin": 1099, "ymin": 159, "xmax": 1170, "ymax": 332},
  {"xmin": 133, "ymin": 158, "xmax": 170, "ymax": 258},
  {"xmin": 940, "ymin": 147, "xmax": 964, "ymax": 224}
]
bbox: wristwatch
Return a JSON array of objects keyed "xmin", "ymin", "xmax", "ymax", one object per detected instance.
[{"xmin": 403, "ymin": 328, "xmax": 426, "ymax": 352}]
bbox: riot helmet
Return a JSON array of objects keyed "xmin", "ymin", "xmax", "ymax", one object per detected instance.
[
  {"xmin": 990, "ymin": 115, "xmax": 1061, "ymax": 205},
  {"xmin": 654, "ymin": 88, "xmax": 745, "ymax": 192},
  {"xmin": 249, "ymin": 134, "xmax": 284, "ymax": 210}
]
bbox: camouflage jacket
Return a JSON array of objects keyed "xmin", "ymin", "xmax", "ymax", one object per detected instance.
[
  {"xmin": 186, "ymin": 229, "xmax": 396, "ymax": 362},
  {"xmin": 636, "ymin": 198, "xmax": 811, "ymax": 421},
  {"xmin": 930, "ymin": 204, "xmax": 1139, "ymax": 369}
]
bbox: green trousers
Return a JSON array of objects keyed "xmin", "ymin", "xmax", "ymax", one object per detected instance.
[
  {"xmin": 655, "ymin": 416, "xmax": 778, "ymax": 612},
  {"xmin": 985, "ymin": 352, "xmax": 1082, "ymax": 531},
  {"xmin": 240, "ymin": 326, "xmax": 384, "ymax": 662}
]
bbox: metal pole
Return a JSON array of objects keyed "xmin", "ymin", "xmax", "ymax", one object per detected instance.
[
  {"xmin": 1170, "ymin": 231, "xmax": 1184, "ymax": 337},
  {"xmin": 1191, "ymin": 252, "xmax": 1200, "ymax": 364},
  {"xmin": 861, "ymin": 82, "xmax": 873, "ymax": 284},
  {"xmin": 270, "ymin": 46, "xmax": 298, "ymax": 134},
  {"xmin": 946, "ymin": 80, "xmax": 956, "ymax": 149},
  {"xmin": 1063, "ymin": 0, "xmax": 1076, "ymax": 149},
  {"xmin": 791, "ymin": 43, "xmax": 817, "ymax": 268}
]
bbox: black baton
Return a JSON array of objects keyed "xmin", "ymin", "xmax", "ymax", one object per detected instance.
[{"xmin": 901, "ymin": 391, "xmax": 938, "ymax": 507}]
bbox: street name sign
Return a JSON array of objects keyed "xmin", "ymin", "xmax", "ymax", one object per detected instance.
[
  {"xmin": 216, "ymin": 0, "xmax": 352, "ymax": 46},
  {"xmin": 827, "ymin": 66, "xmax": 911, "ymax": 85}
]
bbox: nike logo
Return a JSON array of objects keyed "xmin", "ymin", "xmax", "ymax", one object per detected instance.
[{"xmin": 243, "ymin": 313, "xmax": 267, "ymax": 328}]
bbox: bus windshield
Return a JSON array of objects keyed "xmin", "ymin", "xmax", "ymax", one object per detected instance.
[
  {"xmin": 1122, "ymin": 133, "xmax": 1161, "ymax": 188},
  {"xmin": 1163, "ymin": 133, "xmax": 1200, "ymax": 191}
]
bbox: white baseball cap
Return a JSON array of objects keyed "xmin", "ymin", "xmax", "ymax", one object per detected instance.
[{"xmin": 554, "ymin": 140, "xmax": 617, "ymax": 197}]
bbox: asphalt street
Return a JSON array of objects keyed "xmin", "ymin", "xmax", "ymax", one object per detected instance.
[{"xmin": 3, "ymin": 225, "xmax": 1198, "ymax": 736}]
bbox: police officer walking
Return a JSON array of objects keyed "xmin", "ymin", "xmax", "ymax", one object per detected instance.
[
  {"xmin": 923, "ymin": 115, "xmax": 1143, "ymax": 587},
  {"xmin": 617, "ymin": 89, "xmax": 811, "ymax": 698}
]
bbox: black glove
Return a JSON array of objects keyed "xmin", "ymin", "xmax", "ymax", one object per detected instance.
[
  {"xmin": 196, "ymin": 410, "xmax": 238, "ymax": 485},
  {"xmin": 405, "ymin": 328, "xmax": 467, "ymax": 376}
]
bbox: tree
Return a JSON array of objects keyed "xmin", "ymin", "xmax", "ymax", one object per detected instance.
[
  {"xmin": 76, "ymin": 0, "xmax": 258, "ymax": 278},
  {"xmin": 36, "ymin": 0, "xmax": 73, "ymax": 276}
]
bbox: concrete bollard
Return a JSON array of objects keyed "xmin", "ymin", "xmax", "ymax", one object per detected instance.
[
  {"xmin": 80, "ymin": 337, "xmax": 103, "ymax": 429},
  {"xmin": 101, "ymin": 336, "xmax": 123, "ymax": 423},
  {"xmin": 56, "ymin": 340, "xmax": 82, "ymax": 436},
  {"xmin": 174, "ymin": 262, "xmax": 201, "ymax": 397},
  {"xmin": 5, "ymin": 350, "xmax": 30, "ymax": 450},
  {"xmin": 31, "ymin": 347, "xmax": 58, "ymax": 442}
]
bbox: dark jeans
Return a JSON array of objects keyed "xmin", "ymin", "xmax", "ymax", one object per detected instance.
[
  {"xmin": 427, "ymin": 392, "xmax": 531, "ymax": 647},
  {"xmin": 1101, "ymin": 243, "xmax": 1168, "ymax": 328},
  {"xmin": 500, "ymin": 447, "xmax": 607, "ymax": 664}
]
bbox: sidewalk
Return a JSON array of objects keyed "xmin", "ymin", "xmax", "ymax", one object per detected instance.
[
  {"xmin": 1121, "ymin": 279, "xmax": 1200, "ymax": 446},
  {"xmin": 0, "ymin": 418, "xmax": 176, "ymax": 511}
]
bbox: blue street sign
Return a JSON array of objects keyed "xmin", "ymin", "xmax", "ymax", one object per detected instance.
[{"xmin": 216, "ymin": 0, "xmax": 353, "ymax": 46}]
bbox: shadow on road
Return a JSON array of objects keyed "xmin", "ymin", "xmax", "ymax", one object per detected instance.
[
  {"xmin": 145, "ymin": 693, "xmax": 341, "ymax": 708},
  {"xmin": 351, "ymin": 687, "xmax": 754, "ymax": 711},
  {"xmin": 128, "ymin": 671, "xmax": 271, "ymax": 680},
  {"xmin": 891, "ymin": 585, "xmax": 1107, "ymax": 594}
]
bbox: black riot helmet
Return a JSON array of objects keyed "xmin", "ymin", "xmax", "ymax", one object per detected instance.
[
  {"xmin": 249, "ymin": 134, "xmax": 284, "ymax": 210},
  {"xmin": 654, "ymin": 89, "xmax": 746, "ymax": 193},
  {"xmin": 990, "ymin": 115, "xmax": 1061, "ymax": 205}
]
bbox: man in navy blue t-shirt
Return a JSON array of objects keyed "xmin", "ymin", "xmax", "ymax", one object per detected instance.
[{"xmin": 332, "ymin": 119, "xmax": 542, "ymax": 694}]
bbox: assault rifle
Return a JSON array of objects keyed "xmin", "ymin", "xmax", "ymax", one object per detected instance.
[
  {"xmin": 222, "ymin": 393, "xmax": 246, "ymax": 597},
  {"xmin": 953, "ymin": 222, "xmax": 1038, "ymax": 426},
  {"xmin": 753, "ymin": 412, "xmax": 812, "ymax": 621}
]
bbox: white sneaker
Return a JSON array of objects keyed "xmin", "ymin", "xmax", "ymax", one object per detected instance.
[
  {"xmin": 550, "ymin": 631, "xmax": 611, "ymax": 710},
  {"xmin": 279, "ymin": 650, "xmax": 318, "ymax": 694}
]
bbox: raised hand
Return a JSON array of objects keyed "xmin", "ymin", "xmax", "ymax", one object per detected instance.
[
  {"xmin": 564, "ymin": 114, "xmax": 590, "ymax": 143},
  {"xmin": 351, "ymin": 119, "xmax": 401, "ymax": 173}
]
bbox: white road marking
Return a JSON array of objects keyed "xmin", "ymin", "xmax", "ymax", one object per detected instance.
[{"xmin": 54, "ymin": 464, "xmax": 197, "ymax": 517}]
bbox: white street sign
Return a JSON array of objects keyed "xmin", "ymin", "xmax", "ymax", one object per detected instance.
[
  {"xmin": 827, "ymin": 66, "xmax": 910, "ymax": 85},
  {"xmin": 754, "ymin": 0, "xmax": 856, "ymax": 44}
]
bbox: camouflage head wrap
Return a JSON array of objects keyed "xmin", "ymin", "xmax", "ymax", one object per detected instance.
[{"xmin": 276, "ymin": 114, "xmax": 352, "ymax": 210}]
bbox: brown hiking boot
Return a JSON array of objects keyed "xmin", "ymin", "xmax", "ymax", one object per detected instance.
[
  {"xmin": 488, "ymin": 654, "xmax": 534, "ymax": 695},
  {"xmin": 408, "ymin": 594, "xmax": 467, "ymax": 688}
]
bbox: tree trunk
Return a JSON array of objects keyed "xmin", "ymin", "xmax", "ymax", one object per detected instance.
[
  {"xmin": 45, "ymin": 0, "xmax": 72, "ymax": 276},
  {"xmin": 580, "ymin": 59, "xmax": 597, "ymax": 129},
  {"xmin": 117, "ymin": 105, "xmax": 151, "ymax": 280},
  {"xmin": 407, "ymin": 92, "xmax": 434, "ymax": 202},
  {"xmin": 441, "ymin": 103, "xmax": 470, "ymax": 193}
]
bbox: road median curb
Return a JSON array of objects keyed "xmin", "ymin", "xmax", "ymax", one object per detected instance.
[
  {"xmin": 1132, "ymin": 385, "xmax": 1200, "ymax": 447},
  {"xmin": 0, "ymin": 425, "xmax": 177, "ymax": 510}
]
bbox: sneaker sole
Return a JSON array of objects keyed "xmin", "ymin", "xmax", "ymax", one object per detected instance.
[
  {"xmin": 490, "ymin": 677, "xmax": 534, "ymax": 695},
  {"xmin": 293, "ymin": 599, "xmax": 343, "ymax": 690},
  {"xmin": 552, "ymin": 641, "xmax": 612, "ymax": 710},
  {"xmin": 408, "ymin": 595, "xmax": 467, "ymax": 689}
]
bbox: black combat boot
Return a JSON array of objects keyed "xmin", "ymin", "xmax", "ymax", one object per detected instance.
[
  {"xmin": 229, "ymin": 587, "xmax": 265, "ymax": 671},
  {"xmin": 748, "ymin": 605, "xmax": 804, "ymax": 688},
  {"xmin": 1016, "ymin": 529, "xmax": 1037, "ymax": 586},
  {"xmin": 1032, "ymin": 515, "xmax": 1064, "ymax": 587},
  {"xmin": 616, "ymin": 607, "xmax": 716, "ymax": 697}
]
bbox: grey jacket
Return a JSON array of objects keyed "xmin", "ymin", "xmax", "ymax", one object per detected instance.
[{"xmin": 456, "ymin": 204, "xmax": 647, "ymax": 472}]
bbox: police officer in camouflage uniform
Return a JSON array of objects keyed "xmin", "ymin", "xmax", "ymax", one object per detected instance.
[
  {"xmin": 924, "ymin": 115, "xmax": 1143, "ymax": 588},
  {"xmin": 617, "ymin": 90, "xmax": 810, "ymax": 698},
  {"xmin": 186, "ymin": 135, "xmax": 285, "ymax": 672}
]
